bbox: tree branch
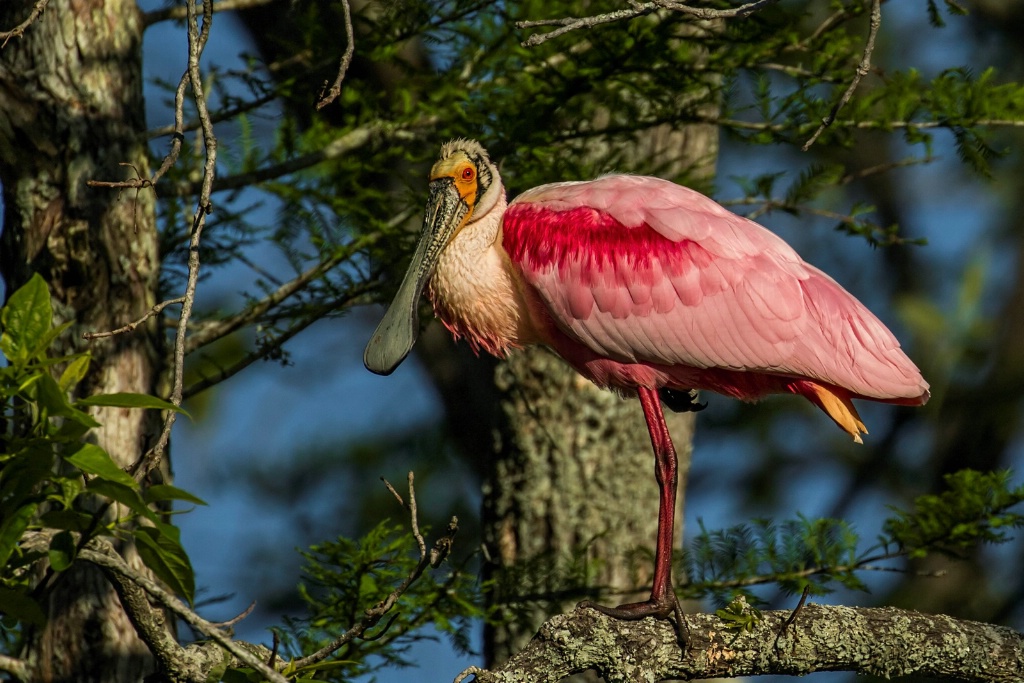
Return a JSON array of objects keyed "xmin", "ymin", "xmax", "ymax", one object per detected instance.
[
  {"xmin": 135, "ymin": 0, "xmax": 218, "ymax": 481},
  {"xmin": 77, "ymin": 539, "xmax": 288, "ymax": 683},
  {"xmin": 460, "ymin": 604, "xmax": 1024, "ymax": 682},
  {"xmin": 0, "ymin": 653, "xmax": 30, "ymax": 682},
  {"xmin": 163, "ymin": 119, "xmax": 435, "ymax": 197},
  {"xmin": 83, "ymin": 297, "xmax": 185, "ymax": 340},
  {"xmin": 0, "ymin": 0, "xmax": 49, "ymax": 47},
  {"xmin": 803, "ymin": 0, "xmax": 882, "ymax": 150},
  {"xmin": 315, "ymin": 0, "xmax": 355, "ymax": 110},
  {"xmin": 142, "ymin": 0, "xmax": 278, "ymax": 27},
  {"xmin": 517, "ymin": 0, "xmax": 779, "ymax": 47}
]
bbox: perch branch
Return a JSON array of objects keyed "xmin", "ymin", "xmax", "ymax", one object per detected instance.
[
  {"xmin": 0, "ymin": 653, "xmax": 30, "ymax": 682},
  {"xmin": 458, "ymin": 604, "xmax": 1024, "ymax": 682},
  {"xmin": 143, "ymin": 0, "xmax": 277, "ymax": 26}
]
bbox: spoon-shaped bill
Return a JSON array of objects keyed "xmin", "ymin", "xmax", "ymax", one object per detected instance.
[{"xmin": 363, "ymin": 180, "xmax": 468, "ymax": 375}]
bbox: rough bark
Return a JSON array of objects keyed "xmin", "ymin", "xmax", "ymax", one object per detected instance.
[
  {"xmin": 464, "ymin": 605, "xmax": 1024, "ymax": 682},
  {"xmin": 0, "ymin": 1, "xmax": 166, "ymax": 680}
]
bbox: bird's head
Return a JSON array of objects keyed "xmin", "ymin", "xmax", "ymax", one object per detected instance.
[{"xmin": 363, "ymin": 139, "xmax": 501, "ymax": 375}]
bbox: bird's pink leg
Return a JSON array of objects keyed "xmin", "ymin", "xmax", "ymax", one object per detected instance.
[{"xmin": 579, "ymin": 387, "xmax": 686, "ymax": 641}]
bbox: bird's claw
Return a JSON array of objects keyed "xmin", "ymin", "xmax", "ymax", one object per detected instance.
[{"xmin": 578, "ymin": 594, "xmax": 689, "ymax": 648}]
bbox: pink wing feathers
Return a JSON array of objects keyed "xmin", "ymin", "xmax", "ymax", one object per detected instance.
[{"xmin": 502, "ymin": 175, "xmax": 929, "ymax": 404}]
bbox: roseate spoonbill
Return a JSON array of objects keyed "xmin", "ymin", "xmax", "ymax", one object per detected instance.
[{"xmin": 363, "ymin": 138, "xmax": 929, "ymax": 629}]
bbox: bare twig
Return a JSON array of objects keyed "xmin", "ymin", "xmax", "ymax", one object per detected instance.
[
  {"xmin": 135, "ymin": 0, "xmax": 218, "ymax": 481},
  {"xmin": 316, "ymin": 0, "xmax": 355, "ymax": 110},
  {"xmin": 784, "ymin": 6, "xmax": 850, "ymax": 53},
  {"xmin": 803, "ymin": 0, "xmax": 881, "ymax": 151},
  {"xmin": 83, "ymin": 297, "xmax": 185, "ymax": 341},
  {"xmin": 381, "ymin": 477, "xmax": 405, "ymax": 507},
  {"xmin": 208, "ymin": 601, "xmax": 257, "ymax": 629},
  {"xmin": 149, "ymin": 89, "xmax": 278, "ymax": 140},
  {"xmin": 517, "ymin": 0, "xmax": 779, "ymax": 47},
  {"xmin": 0, "ymin": 0, "xmax": 49, "ymax": 47},
  {"xmin": 290, "ymin": 474, "xmax": 459, "ymax": 671}
]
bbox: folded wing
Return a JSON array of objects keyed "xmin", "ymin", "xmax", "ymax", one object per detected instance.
[{"xmin": 503, "ymin": 175, "xmax": 929, "ymax": 402}]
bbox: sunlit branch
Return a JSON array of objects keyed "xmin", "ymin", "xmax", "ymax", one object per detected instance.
[
  {"xmin": 77, "ymin": 538, "xmax": 288, "ymax": 683},
  {"xmin": 517, "ymin": 0, "xmax": 779, "ymax": 47},
  {"xmin": 457, "ymin": 605, "xmax": 1024, "ymax": 682},
  {"xmin": 0, "ymin": 653, "xmax": 30, "ymax": 682}
]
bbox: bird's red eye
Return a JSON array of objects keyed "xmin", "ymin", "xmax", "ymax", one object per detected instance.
[{"xmin": 461, "ymin": 167, "xmax": 475, "ymax": 181}]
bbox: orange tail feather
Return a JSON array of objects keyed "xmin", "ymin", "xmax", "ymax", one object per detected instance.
[{"xmin": 790, "ymin": 381, "xmax": 868, "ymax": 444}]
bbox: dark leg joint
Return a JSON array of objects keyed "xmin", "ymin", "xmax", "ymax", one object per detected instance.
[{"xmin": 658, "ymin": 388, "xmax": 707, "ymax": 413}]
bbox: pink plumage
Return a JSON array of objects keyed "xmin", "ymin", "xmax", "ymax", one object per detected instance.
[
  {"xmin": 502, "ymin": 175, "xmax": 929, "ymax": 435},
  {"xmin": 364, "ymin": 140, "xmax": 930, "ymax": 630}
]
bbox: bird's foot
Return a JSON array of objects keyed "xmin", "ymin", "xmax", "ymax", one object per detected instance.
[
  {"xmin": 658, "ymin": 388, "xmax": 707, "ymax": 414},
  {"xmin": 578, "ymin": 593, "xmax": 689, "ymax": 647}
]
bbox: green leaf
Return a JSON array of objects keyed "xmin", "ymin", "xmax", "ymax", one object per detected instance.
[
  {"xmin": 34, "ymin": 374, "xmax": 101, "ymax": 428},
  {"xmin": 0, "ymin": 503, "xmax": 38, "ymax": 567},
  {"xmin": 35, "ymin": 373, "xmax": 76, "ymax": 417},
  {"xmin": 48, "ymin": 530, "xmax": 77, "ymax": 571},
  {"xmin": 77, "ymin": 392, "xmax": 190, "ymax": 417},
  {"xmin": 59, "ymin": 354, "xmax": 91, "ymax": 391},
  {"xmin": 133, "ymin": 526, "xmax": 196, "ymax": 604},
  {"xmin": 87, "ymin": 479, "xmax": 156, "ymax": 523},
  {"xmin": 40, "ymin": 509, "xmax": 96, "ymax": 533},
  {"xmin": 0, "ymin": 273, "xmax": 52, "ymax": 362},
  {"xmin": 0, "ymin": 586, "xmax": 47, "ymax": 627},
  {"xmin": 65, "ymin": 444, "xmax": 138, "ymax": 489},
  {"xmin": 0, "ymin": 448, "xmax": 54, "ymax": 518},
  {"xmin": 144, "ymin": 484, "xmax": 208, "ymax": 506},
  {"xmin": 32, "ymin": 320, "xmax": 74, "ymax": 358}
]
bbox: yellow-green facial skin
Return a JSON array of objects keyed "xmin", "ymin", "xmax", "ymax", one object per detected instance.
[{"xmin": 430, "ymin": 152, "xmax": 479, "ymax": 216}]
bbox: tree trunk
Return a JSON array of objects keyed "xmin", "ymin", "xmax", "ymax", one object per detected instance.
[{"xmin": 0, "ymin": 1, "xmax": 165, "ymax": 680}]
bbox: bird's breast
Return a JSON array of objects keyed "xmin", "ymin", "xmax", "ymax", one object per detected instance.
[{"xmin": 427, "ymin": 226, "xmax": 540, "ymax": 357}]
